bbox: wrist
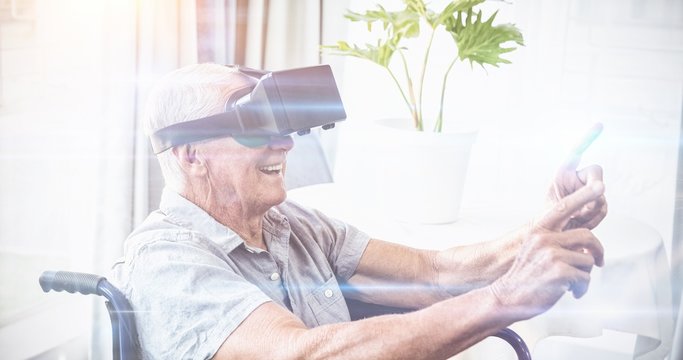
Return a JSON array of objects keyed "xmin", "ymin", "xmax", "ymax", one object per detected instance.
[
  {"xmin": 433, "ymin": 250, "xmax": 458, "ymax": 300},
  {"xmin": 486, "ymin": 280, "xmax": 521, "ymax": 324}
]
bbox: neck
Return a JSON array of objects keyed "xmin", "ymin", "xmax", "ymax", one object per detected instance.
[{"xmin": 181, "ymin": 185, "xmax": 267, "ymax": 250}]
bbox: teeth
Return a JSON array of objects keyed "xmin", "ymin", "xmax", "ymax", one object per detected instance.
[{"xmin": 259, "ymin": 163, "xmax": 282, "ymax": 172}]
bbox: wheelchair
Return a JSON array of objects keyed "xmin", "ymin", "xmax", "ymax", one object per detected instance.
[{"xmin": 39, "ymin": 270, "xmax": 531, "ymax": 360}]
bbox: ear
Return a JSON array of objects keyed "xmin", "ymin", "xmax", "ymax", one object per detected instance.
[{"xmin": 172, "ymin": 145, "xmax": 208, "ymax": 178}]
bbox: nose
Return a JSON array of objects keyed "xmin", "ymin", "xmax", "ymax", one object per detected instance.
[{"xmin": 268, "ymin": 135, "xmax": 294, "ymax": 151}]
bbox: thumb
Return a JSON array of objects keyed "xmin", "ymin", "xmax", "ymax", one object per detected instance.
[{"xmin": 538, "ymin": 181, "xmax": 605, "ymax": 231}]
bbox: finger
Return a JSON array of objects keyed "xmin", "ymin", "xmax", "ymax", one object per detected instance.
[
  {"xmin": 576, "ymin": 164, "xmax": 603, "ymax": 185},
  {"xmin": 553, "ymin": 262, "xmax": 591, "ymax": 299},
  {"xmin": 574, "ymin": 195, "xmax": 605, "ymax": 220},
  {"xmin": 570, "ymin": 269, "xmax": 592, "ymax": 299},
  {"xmin": 554, "ymin": 228, "xmax": 605, "ymax": 267},
  {"xmin": 574, "ymin": 195, "xmax": 607, "ymax": 226},
  {"xmin": 581, "ymin": 201, "xmax": 608, "ymax": 230},
  {"xmin": 562, "ymin": 123, "xmax": 603, "ymax": 170},
  {"xmin": 538, "ymin": 181, "xmax": 605, "ymax": 231},
  {"xmin": 547, "ymin": 247, "xmax": 596, "ymax": 272}
]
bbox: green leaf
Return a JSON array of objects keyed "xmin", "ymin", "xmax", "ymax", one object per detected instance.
[
  {"xmin": 332, "ymin": 4, "xmax": 425, "ymax": 69},
  {"xmin": 344, "ymin": 6, "xmax": 390, "ymax": 23},
  {"xmin": 323, "ymin": 41, "xmax": 395, "ymax": 67},
  {"xmin": 446, "ymin": 9, "xmax": 524, "ymax": 67},
  {"xmin": 451, "ymin": 0, "xmax": 486, "ymax": 12},
  {"xmin": 344, "ymin": 6, "xmax": 420, "ymax": 39},
  {"xmin": 404, "ymin": 0, "xmax": 428, "ymax": 17},
  {"xmin": 428, "ymin": 3, "xmax": 455, "ymax": 27},
  {"xmin": 423, "ymin": 0, "xmax": 485, "ymax": 27},
  {"xmin": 392, "ymin": 9, "xmax": 421, "ymax": 38}
]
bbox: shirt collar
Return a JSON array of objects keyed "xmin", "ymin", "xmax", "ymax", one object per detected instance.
[
  {"xmin": 159, "ymin": 188, "xmax": 244, "ymax": 253},
  {"xmin": 158, "ymin": 188, "xmax": 290, "ymax": 253}
]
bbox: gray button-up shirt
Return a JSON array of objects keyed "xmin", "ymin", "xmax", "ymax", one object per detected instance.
[{"xmin": 111, "ymin": 189, "xmax": 370, "ymax": 359}]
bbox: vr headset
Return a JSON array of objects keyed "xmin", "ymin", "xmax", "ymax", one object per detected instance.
[{"xmin": 150, "ymin": 64, "xmax": 346, "ymax": 154}]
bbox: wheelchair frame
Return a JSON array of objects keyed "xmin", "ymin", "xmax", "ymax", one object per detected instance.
[{"xmin": 40, "ymin": 270, "xmax": 530, "ymax": 360}]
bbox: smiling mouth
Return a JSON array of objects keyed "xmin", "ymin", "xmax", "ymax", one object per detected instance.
[{"xmin": 258, "ymin": 163, "xmax": 283, "ymax": 175}]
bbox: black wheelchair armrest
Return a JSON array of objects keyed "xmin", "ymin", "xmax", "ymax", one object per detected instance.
[{"xmin": 40, "ymin": 271, "xmax": 139, "ymax": 360}]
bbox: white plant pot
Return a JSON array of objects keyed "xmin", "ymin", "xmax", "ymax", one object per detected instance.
[{"xmin": 370, "ymin": 118, "xmax": 477, "ymax": 224}]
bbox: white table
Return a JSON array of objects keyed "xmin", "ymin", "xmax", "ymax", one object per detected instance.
[{"xmin": 287, "ymin": 183, "xmax": 674, "ymax": 359}]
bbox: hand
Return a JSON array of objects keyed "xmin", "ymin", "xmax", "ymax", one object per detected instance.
[
  {"xmin": 548, "ymin": 123, "xmax": 607, "ymax": 230},
  {"xmin": 490, "ymin": 181, "xmax": 605, "ymax": 320}
]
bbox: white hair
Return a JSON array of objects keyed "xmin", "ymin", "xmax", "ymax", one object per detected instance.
[{"xmin": 143, "ymin": 63, "xmax": 254, "ymax": 192}]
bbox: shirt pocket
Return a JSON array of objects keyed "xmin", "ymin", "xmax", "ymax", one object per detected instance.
[{"xmin": 305, "ymin": 276, "xmax": 350, "ymax": 326}]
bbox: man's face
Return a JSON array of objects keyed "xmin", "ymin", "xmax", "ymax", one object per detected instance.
[{"xmin": 195, "ymin": 135, "xmax": 294, "ymax": 213}]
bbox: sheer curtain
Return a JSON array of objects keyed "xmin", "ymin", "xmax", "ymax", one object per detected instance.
[
  {"xmin": 93, "ymin": 0, "xmax": 198, "ymax": 287},
  {"xmin": 0, "ymin": 0, "xmax": 197, "ymax": 358},
  {"xmin": 93, "ymin": 1, "xmax": 199, "ymax": 358}
]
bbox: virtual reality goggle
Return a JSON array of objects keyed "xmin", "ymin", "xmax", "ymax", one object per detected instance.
[{"xmin": 149, "ymin": 64, "xmax": 346, "ymax": 154}]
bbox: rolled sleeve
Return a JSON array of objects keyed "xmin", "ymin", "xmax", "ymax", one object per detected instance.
[
  {"xmin": 329, "ymin": 221, "xmax": 371, "ymax": 281},
  {"xmin": 284, "ymin": 202, "xmax": 371, "ymax": 281}
]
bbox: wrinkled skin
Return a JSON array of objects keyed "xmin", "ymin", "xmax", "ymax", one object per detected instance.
[{"xmin": 492, "ymin": 124, "xmax": 607, "ymax": 320}]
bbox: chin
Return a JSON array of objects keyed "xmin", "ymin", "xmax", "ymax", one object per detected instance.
[{"xmin": 266, "ymin": 188, "xmax": 287, "ymax": 207}]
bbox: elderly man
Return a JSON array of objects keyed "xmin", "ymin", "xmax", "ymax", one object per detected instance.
[{"xmin": 112, "ymin": 63, "xmax": 607, "ymax": 359}]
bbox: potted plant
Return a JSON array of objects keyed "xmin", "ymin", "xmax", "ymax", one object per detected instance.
[
  {"xmin": 326, "ymin": 0, "xmax": 523, "ymax": 132},
  {"xmin": 326, "ymin": 0, "xmax": 524, "ymax": 223}
]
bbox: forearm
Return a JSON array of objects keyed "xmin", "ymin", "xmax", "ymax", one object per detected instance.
[
  {"xmin": 283, "ymin": 286, "xmax": 514, "ymax": 360},
  {"xmin": 346, "ymin": 239, "xmax": 442, "ymax": 308},
  {"xmin": 347, "ymin": 229, "xmax": 526, "ymax": 309},
  {"xmin": 434, "ymin": 226, "xmax": 526, "ymax": 297}
]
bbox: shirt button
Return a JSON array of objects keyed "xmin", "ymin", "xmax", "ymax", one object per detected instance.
[
  {"xmin": 324, "ymin": 289, "xmax": 333, "ymax": 298},
  {"xmin": 270, "ymin": 272, "xmax": 280, "ymax": 281}
]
